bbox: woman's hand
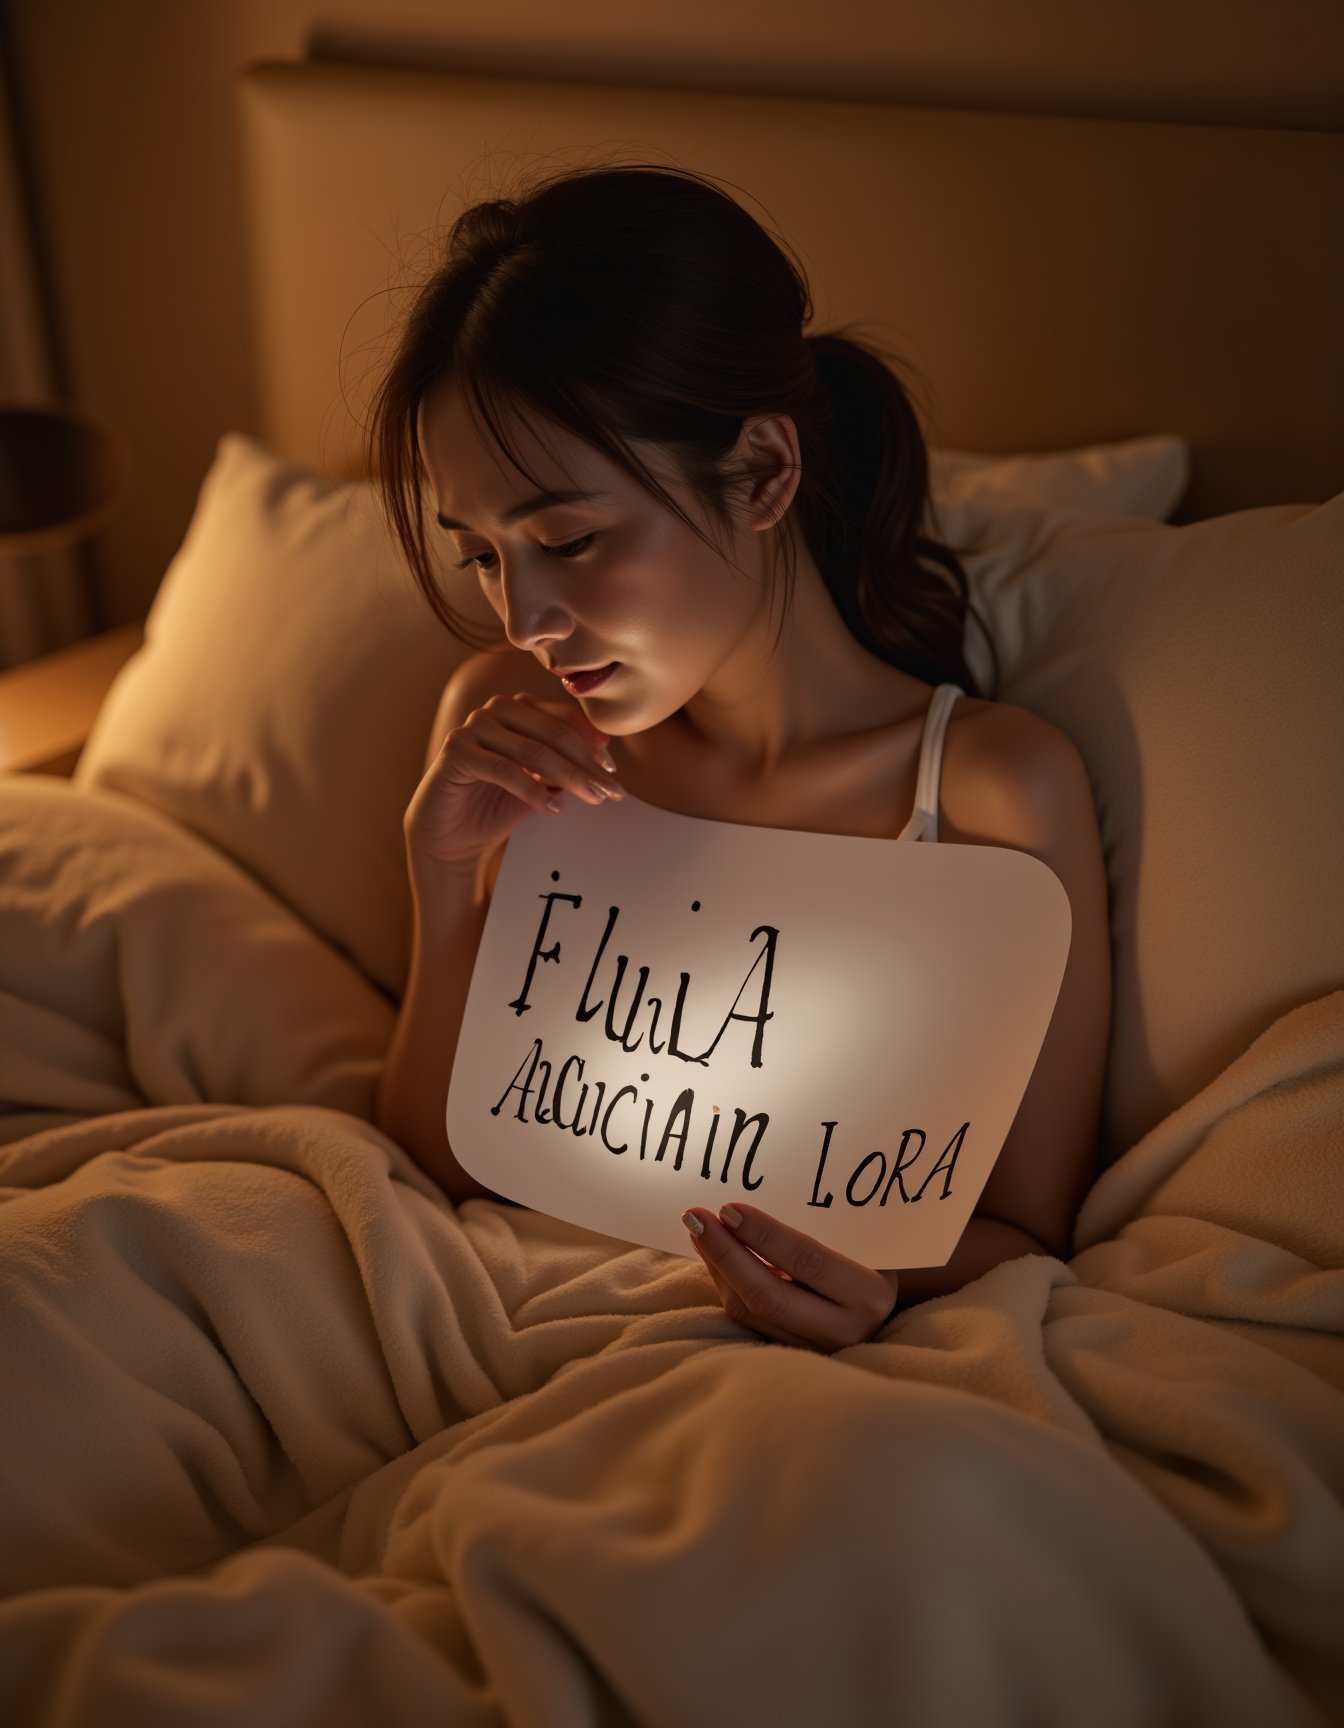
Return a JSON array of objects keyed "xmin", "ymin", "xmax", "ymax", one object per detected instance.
[
  {"xmin": 682, "ymin": 1202, "xmax": 900, "ymax": 1352},
  {"xmin": 405, "ymin": 690, "xmax": 624, "ymax": 872}
]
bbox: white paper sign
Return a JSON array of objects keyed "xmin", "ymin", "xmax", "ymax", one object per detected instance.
[{"xmin": 446, "ymin": 791, "xmax": 1071, "ymax": 1267}]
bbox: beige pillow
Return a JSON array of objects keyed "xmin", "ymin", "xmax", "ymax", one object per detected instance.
[
  {"xmin": 76, "ymin": 430, "xmax": 1187, "ymax": 1004},
  {"xmin": 945, "ymin": 488, "xmax": 1344, "ymax": 1162},
  {"xmin": 75, "ymin": 434, "xmax": 481, "ymax": 999}
]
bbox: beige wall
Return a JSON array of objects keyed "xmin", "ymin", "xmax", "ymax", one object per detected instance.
[{"xmin": 6, "ymin": 0, "xmax": 1343, "ymax": 632}]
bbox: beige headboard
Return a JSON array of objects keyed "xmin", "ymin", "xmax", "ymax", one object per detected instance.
[{"xmin": 236, "ymin": 62, "xmax": 1343, "ymax": 522}]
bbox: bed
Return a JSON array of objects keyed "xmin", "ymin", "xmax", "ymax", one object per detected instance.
[{"xmin": 1, "ymin": 59, "xmax": 1341, "ymax": 1728}]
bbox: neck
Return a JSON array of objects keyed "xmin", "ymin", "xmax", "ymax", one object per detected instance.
[{"xmin": 677, "ymin": 541, "xmax": 920, "ymax": 783}]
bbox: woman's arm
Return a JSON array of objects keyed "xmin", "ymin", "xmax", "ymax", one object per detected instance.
[
  {"xmin": 880, "ymin": 1215, "xmax": 1047, "ymax": 1316},
  {"xmin": 874, "ymin": 711, "xmax": 1111, "ymax": 1314},
  {"xmin": 376, "ymin": 656, "xmax": 521, "ymax": 1203},
  {"xmin": 375, "ymin": 847, "xmax": 508, "ymax": 1203},
  {"xmin": 872, "ymin": 710, "xmax": 1111, "ymax": 1315},
  {"xmin": 947, "ymin": 707, "xmax": 1113, "ymax": 1263}
]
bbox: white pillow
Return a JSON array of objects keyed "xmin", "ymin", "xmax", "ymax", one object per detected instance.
[
  {"xmin": 930, "ymin": 433, "xmax": 1190, "ymax": 521},
  {"xmin": 74, "ymin": 428, "xmax": 1192, "ymax": 1011}
]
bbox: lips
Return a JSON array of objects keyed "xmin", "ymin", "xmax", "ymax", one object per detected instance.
[{"xmin": 557, "ymin": 662, "xmax": 619, "ymax": 695}]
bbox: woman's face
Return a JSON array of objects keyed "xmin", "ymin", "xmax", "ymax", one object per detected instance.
[{"xmin": 417, "ymin": 379, "xmax": 779, "ymax": 735}]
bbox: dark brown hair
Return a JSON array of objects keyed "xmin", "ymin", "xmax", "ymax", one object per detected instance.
[{"xmin": 367, "ymin": 161, "xmax": 999, "ymax": 697}]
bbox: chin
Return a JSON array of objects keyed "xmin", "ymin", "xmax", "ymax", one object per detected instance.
[
  {"xmin": 586, "ymin": 700, "xmax": 652, "ymax": 738},
  {"xmin": 589, "ymin": 712, "xmax": 636, "ymax": 736}
]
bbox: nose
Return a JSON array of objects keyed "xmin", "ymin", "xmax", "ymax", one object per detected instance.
[{"xmin": 495, "ymin": 556, "xmax": 574, "ymax": 655}]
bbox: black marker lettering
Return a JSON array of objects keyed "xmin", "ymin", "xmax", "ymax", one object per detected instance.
[{"xmin": 508, "ymin": 890, "xmax": 582, "ymax": 1014}]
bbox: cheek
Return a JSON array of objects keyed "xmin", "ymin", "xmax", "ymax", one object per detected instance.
[
  {"xmin": 480, "ymin": 577, "xmax": 506, "ymax": 621},
  {"xmin": 592, "ymin": 518, "xmax": 742, "ymax": 652}
]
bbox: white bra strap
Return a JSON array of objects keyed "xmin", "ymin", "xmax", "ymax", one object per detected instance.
[{"xmin": 910, "ymin": 684, "xmax": 964, "ymax": 841}]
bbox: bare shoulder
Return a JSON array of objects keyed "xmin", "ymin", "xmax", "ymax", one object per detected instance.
[
  {"xmin": 424, "ymin": 648, "xmax": 570, "ymax": 770},
  {"xmin": 942, "ymin": 695, "xmax": 1113, "ymax": 1258},
  {"xmin": 942, "ymin": 696, "xmax": 1097, "ymax": 849},
  {"xmin": 443, "ymin": 645, "xmax": 559, "ymax": 714}
]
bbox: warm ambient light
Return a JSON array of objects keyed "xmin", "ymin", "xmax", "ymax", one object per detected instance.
[{"xmin": 0, "ymin": 399, "xmax": 130, "ymax": 554}]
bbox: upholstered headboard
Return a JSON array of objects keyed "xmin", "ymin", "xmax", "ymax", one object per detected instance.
[{"xmin": 235, "ymin": 61, "xmax": 1342, "ymax": 521}]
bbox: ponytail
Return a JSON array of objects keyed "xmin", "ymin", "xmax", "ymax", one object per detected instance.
[{"xmin": 792, "ymin": 328, "xmax": 999, "ymax": 697}]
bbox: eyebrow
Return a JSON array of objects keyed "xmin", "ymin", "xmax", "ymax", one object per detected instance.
[{"xmin": 435, "ymin": 489, "xmax": 612, "ymax": 532}]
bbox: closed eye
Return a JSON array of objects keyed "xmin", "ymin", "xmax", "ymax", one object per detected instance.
[{"xmin": 456, "ymin": 533, "xmax": 598, "ymax": 574}]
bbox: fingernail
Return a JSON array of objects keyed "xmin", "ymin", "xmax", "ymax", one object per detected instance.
[
  {"xmin": 681, "ymin": 1210, "xmax": 704, "ymax": 1236},
  {"xmin": 598, "ymin": 751, "xmax": 617, "ymax": 773},
  {"xmin": 720, "ymin": 1205, "xmax": 742, "ymax": 1228}
]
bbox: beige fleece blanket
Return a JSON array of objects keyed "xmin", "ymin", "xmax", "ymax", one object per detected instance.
[{"xmin": 0, "ymin": 774, "xmax": 1340, "ymax": 1728}]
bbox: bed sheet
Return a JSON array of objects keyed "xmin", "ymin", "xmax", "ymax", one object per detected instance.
[{"xmin": 0, "ymin": 772, "xmax": 1340, "ymax": 1728}]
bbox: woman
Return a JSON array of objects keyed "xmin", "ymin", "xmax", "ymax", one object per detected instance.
[{"xmin": 371, "ymin": 163, "xmax": 1112, "ymax": 1355}]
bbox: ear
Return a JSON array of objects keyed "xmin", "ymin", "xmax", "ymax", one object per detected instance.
[{"xmin": 726, "ymin": 413, "xmax": 802, "ymax": 533}]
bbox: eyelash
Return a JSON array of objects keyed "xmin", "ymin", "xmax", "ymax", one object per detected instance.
[{"xmin": 455, "ymin": 533, "xmax": 597, "ymax": 574}]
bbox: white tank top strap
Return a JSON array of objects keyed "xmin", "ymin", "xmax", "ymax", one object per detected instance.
[{"xmin": 896, "ymin": 683, "xmax": 965, "ymax": 842}]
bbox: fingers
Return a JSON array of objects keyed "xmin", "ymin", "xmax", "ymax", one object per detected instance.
[
  {"xmin": 507, "ymin": 690, "xmax": 611, "ymax": 752},
  {"xmin": 710, "ymin": 1203, "xmax": 886, "ymax": 1316},
  {"xmin": 466, "ymin": 695, "xmax": 626, "ymax": 810},
  {"xmin": 516, "ymin": 690, "xmax": 612, "ymax": 749},
  {"xmin": 684, "ymin": 1204, "xmax": 894, "ymax": 1352},
  {"xmin": 684, "ymin": 1209, "xmax": 857, "ymax": 1353},
  {"xmin": 688, "ymin": 1231, "xmax": 818, "ymax": 1351}
]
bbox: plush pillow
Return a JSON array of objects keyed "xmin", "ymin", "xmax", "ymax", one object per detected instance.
[
  {"xmin": 76, "ymin": 430, "xmax": 1188, "ymax": 1003},
  {"xmin": 944, "ymin": 487, "xmax": 1343, "ymax": 1163},
  {"xmin": 930, "ymin": 432, "xmax": 1189, "ymax": 521},
  {"xmin": 74, "ymin": 434, "xmax": 484, "ymax": 999}
]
